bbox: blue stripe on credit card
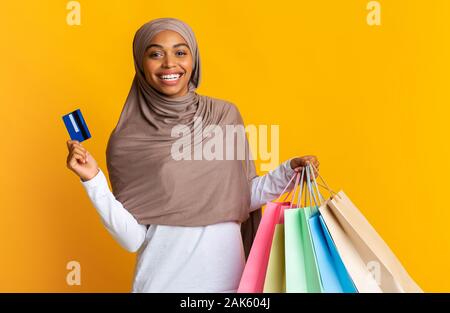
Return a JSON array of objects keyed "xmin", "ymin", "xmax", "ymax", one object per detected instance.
[{"xmin": 62, "ymin": 109, "xmax": 91, "ymax": 142}]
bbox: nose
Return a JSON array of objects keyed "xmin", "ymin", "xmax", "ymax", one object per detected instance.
[{"xmin": 162, "ymin": 53, "xmax": 176, "ymax": 68}]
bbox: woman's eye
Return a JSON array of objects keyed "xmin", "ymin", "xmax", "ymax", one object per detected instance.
[
  {"xmin": 150, "ymin": 52, "xmax": 162, "ymax": 58},
  {"xmin": 149, "ymin": 50, "xmax": 187, "ymax": 58}
]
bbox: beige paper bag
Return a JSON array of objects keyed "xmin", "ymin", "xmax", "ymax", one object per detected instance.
[
  {"xmin": 326, "ymin": 191, "xmax": 422, "ymax": 293},
  {"xmin": 319, "ymin": 201, "xmax": 383, "ymax": 292}
]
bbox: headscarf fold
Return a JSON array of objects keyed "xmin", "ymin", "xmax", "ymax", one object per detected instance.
[{"xmin": 106, "ymin": 18, "xmax": 261, "ymax": 259}]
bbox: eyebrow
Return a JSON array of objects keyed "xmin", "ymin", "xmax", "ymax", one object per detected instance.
[{"xmin": 145, "ymin": 43, "xmax": 190, "ymax": 51}]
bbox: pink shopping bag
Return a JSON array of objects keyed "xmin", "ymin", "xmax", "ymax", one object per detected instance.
[{"xmin": 237, "ymin": 171, "xmax": 300, "ymax": 293}]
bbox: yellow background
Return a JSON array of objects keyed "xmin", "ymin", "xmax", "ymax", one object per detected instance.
[{"xmin": 1, "ymin": 0, "xmax": 449, "ymax": 292}]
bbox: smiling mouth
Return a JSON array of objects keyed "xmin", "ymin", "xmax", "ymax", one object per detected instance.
[{"xmin": 157, "ymin": 73, "xmax": 184, "ymax": 82}]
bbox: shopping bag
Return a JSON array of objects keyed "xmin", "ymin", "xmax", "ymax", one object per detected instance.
[
  {"xmin": 325, "ymin": 191, "xmax": 423, "ymax": 292},
  {"xmin": 300, "ymin": 166, "xmax": 357, "ymax": 293},
  {"xmin": 307, "ymin": 160, "xmax": 422, "ymax": 293},
  {"xmin": 263, "ymin": 170, "xmax": 308, "ymax": 293},
  {"xmin": 308, "ymin": 214, "xmax": 357, "ymax": 293},
  {"xmin": 319, "ymin": 200, "xmax": 383, "ymax": 292},
  {"xmin": 237, "ymin": 172, "xmax": 299, "ymax": 293},
  {"xmin": 263, "ymin": 166, "xmax": 329, "ymax": 293},
  {"xmin": 263, "ymin": 209, "xmax": 286, "ymax": 292},
  {"xmin": 284, "ymin": 165, "xmax": 323, "ymax": 292},
  {"xmin": 284, "ymin": 167, "xmax": 322, "ymax": 293}
]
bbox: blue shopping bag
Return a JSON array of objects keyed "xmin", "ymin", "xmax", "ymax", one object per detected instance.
[{"xmin": 308, "ymin": 213, "xmax": 357, "ymax": 293}]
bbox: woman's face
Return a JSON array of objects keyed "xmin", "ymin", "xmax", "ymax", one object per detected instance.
[{"xmin": 142, "ymin": 30, "xmax": 193, "ymax": 98}]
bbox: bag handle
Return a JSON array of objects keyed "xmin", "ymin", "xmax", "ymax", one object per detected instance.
[
  {"xmin": 305, "ymin": 163, "xmax": 340, "ymax": 209},
  {"xmin": 304, "ymin": 164, "xmax": 321, "ymax": 216},
  {"xmin": 295, "ymin": 167, "xmax": 306, "ymax": 208},
  {"xmin": 306, "ymin": 165, "xmax": 317, "ymax": 205},
  {"xmin": 304, "ymin": 164, "xmax": 319, "ymax": 207},
  {"xmin": 277, "ymin": 170, "xmax": 298, "ymax": 202},
  {"xmin": 275, "ymin": 161, "xmax": 336, "ymax": 207},
  {"xmin": 289, "ymin": 171, "xmax": 302, "ymax": 209},
  {"xmin": 309, "ymin": 163, "xmax": 337, "ymax": 198},
  {"xmin": 309, "ymin": 165, "xmax": 322, "ymax": 204}
]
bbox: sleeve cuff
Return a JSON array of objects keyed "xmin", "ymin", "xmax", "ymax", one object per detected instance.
[
  {"xmin": 282, "ymin": 158, "xmax": 296, "ymax": 177},
  {"xmin": 80, "ymin": 168, "xmax": 104, "ymax": 189}
]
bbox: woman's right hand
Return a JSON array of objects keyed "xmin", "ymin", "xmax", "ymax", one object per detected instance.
[{"xmin": 66, "ymin": 140, "xmax": 99, "ymax": 182}]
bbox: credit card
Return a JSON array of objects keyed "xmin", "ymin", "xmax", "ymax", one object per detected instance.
[{"xmin": 62, "ymin": 109, "xmax": 91, "ymax": 142}]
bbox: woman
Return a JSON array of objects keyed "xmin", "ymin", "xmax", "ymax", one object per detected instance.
[{"xmin": 65, "ymin": 17, "xmax": 319, "ymax": 292}]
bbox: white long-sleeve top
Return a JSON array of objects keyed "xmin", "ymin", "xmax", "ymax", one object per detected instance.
[{"xmin": 80, "ymin": 158, "xmax": 296, "ymax": 293}]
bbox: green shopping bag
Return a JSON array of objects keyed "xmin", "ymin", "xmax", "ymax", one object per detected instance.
[
  {"xmin": 284, "ymin": 168, "xmax": 322, "ymax": 293},
  {"xmin": 285, "ymin": 207, "xmax": 322, "ymax": 292}
]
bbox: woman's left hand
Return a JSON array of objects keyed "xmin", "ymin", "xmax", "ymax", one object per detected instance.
[{"xmin": 290, "ymin": 155, "xmax": 320, "ymax": 177}]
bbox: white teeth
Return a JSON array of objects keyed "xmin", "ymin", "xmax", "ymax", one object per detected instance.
[{"xmin": 159, "ymin": 73, "xmax": 181, "ymax": 80}]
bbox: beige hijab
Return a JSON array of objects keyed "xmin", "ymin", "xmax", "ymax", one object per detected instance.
[{"xmin": 106, "ymin": 18, "xmax": 261, "ymax": 258}]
